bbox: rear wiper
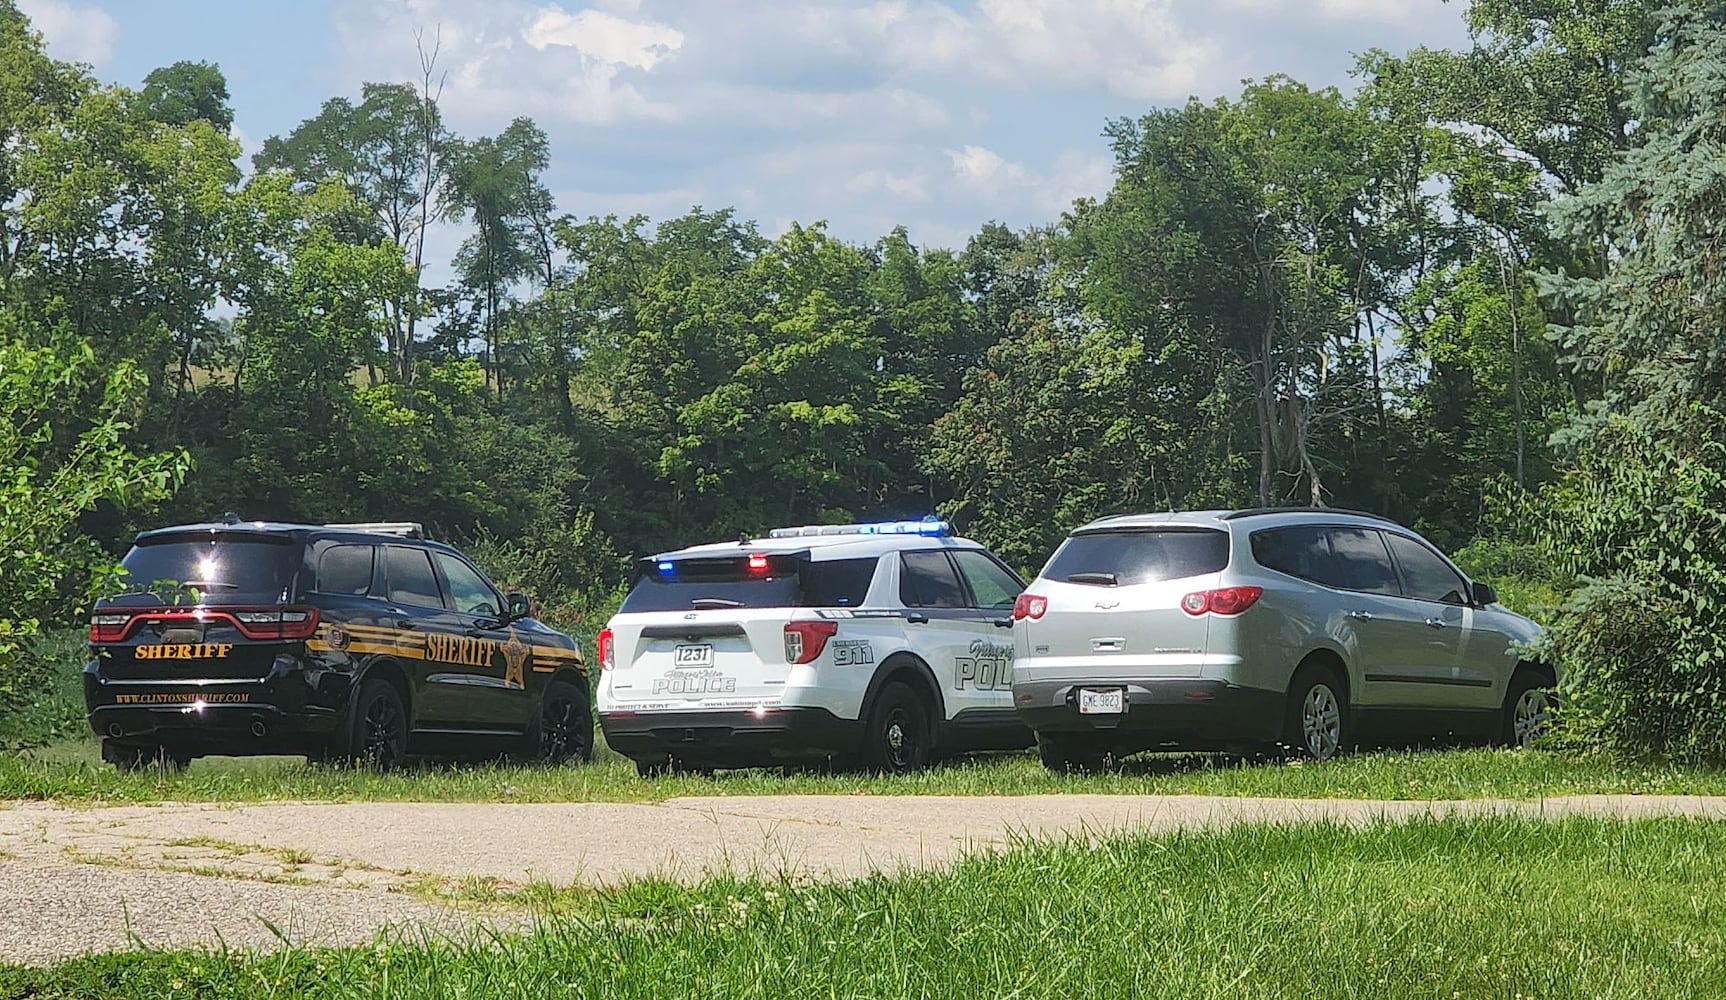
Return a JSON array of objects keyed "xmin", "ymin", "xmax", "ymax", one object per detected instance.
[
  {"xmin": 689, "ymin": 598, "xmax": 745, "ymax": 608},
  {"xmin": 1066, "ymin": 572, "xmax": 1119, "ymax": 586}
]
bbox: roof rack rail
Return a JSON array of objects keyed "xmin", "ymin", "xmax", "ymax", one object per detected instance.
[
  {"xmin": 323, "ymin": 521, "xmax": 425, "ymax": 539},
  {"xmin": 1220, "ymin": 506, "xmax": 1398, "ymax": 524}
]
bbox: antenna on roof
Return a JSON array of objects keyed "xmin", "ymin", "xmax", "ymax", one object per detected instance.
[
  {"xmin": 220, "ymin": 511, "xmax": 241, "ymax": 524},
  {"xmin": 738, "ymin": 531, "xmax": 752, "ymax": 545}
]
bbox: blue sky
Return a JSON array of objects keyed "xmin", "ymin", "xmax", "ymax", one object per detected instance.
[{"xmin": 21, "ymin": 0, "xmax": 1471, "ymax": 254}]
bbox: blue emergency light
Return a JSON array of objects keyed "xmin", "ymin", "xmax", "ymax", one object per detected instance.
[{"xmin": 767, "ymin": 516, "xmax": 951, "ymax": 539}]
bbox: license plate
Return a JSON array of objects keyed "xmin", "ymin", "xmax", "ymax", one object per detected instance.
[
  {"xmin": 673, "ymin": 644, "xmax": 714, "ymax": 668},
  {"xmin": 1077, "ymin": 687, "xmax": 1124, "ymax": 714}
]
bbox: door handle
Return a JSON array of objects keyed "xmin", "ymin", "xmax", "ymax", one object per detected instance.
[
  {"xmin": 990, "ymin": 616, "xmax": 1013, "ymax": 629},
  {"xmin": 1347, "ymin": 610, "xmax": 1374, "ymax": 621},
  {"xmin": 906, "ymin": 612, "xmax": 930, "ymax": 625},
  {"xmin": 1424, "ymin": 618, "xmax": 1450, "ymax": 629},
  {"xmin": 394, "ymin": 618, "xmax": 417, "ymax": 630}
]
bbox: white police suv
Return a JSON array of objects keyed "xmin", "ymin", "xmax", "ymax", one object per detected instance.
[{"xmin": 596, "ymin": 518, "xmax": 1033, "ymax": 774}]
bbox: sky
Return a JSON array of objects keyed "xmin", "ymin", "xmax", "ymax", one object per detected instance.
[{"xmin": 18, "ymin": 0, "xmax": 1472, "ymax": 255}]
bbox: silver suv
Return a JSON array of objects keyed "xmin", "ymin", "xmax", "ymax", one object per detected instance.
[{"xmin": 1011, "ymin": 508, "xmax": 1549, "ymax": 770}]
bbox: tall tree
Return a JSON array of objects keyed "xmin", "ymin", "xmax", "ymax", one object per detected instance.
[
  {"xmin": 138, "ymin": 60, "xmax": 232, "ymax": 133},
  {"xmin": 254, "ymin": 81, "xmax": 451, "ymax": 384}
]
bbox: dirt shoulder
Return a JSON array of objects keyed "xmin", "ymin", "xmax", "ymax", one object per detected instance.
[{"xmin": 4, "ymin": 793, "xmax": 1725, "ymax": 966}]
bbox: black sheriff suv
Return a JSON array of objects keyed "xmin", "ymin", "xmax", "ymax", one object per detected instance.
[{"xmin": 84, "ymin": 520, "xmax": 592, "ymax": 771}]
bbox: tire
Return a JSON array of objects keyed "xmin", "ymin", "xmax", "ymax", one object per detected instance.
[
  {"xmin": 347, "ymin": 678, "xmax": 409, "ymax": 772},
  {"xmin": 1036, "ymin": 733, "xmax": 1111, "ymax": 774},
  {"xmin": 1284, "ymin": 664, "xmax": 1348, "ymax": 761},
  {"xmin": 1502, "ymin": 670, "xmax": 1556, "ymax": 748},
  {"xmin": 103, "ymin": 741, "xmax": 188, "ymax": 774},
  {"xmin": 526, "ymin": 679, "xmax": 594, "ymax": 765},
  {"xmin": 864, "ymin": 681, "xmax": 933, "ymax": 773}
]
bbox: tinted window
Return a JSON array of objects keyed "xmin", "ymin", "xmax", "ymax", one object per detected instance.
[
  {"xmin": 313, "ymin": 543, "xmax": 374, "ymax": 596},
  {"xmin": 436, "ymin": 553, "xmax": 500, "ymax": 617},
  {"xmin": 384, "ymin": 546, "xmax": 444, "ymax": 609},
  {"xmin": 899, "ymin": 551, "xmax": 967, "ymax": 608},
  {"xmin": 113, "ymin": 535, "xmax": 298, "ymax": 605},
  {"xmin": 799, "ymin": 558, "xmax": 877, "ymax": 607},
  {"xmin": 619, "ymin": 555, "xmax": 802, "ymax": 613},
  {"xmin": 953, "ymin": 550, "xmax": 1024, "ymax": 609},
  {"xmin": 1383, "ymin": 533, "xmax": 1469, "ymax": 605},
  {"xmin": 1042, "ymin": 529, "xmax": 1228, "ymax": 586},
  {"xmin": 1324, "ymin": 528, "xmax": 1400, "ymax": 595},
  {"xmin": 1250, "ymin": 527, "xmax": 1346, "ymax": 588}
]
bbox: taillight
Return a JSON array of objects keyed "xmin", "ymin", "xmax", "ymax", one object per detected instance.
[
  {"xmin": 597, "ymin": 627, "xmax": 615, "ymax": 670},
  {"xmin": 1012, "ymin": 593, "xmax": 1048, "ymax": 621},
  {"xmin": 1180, "ymin": 586, "xmax": 1264, "ymax": 616},
  {"xmin": 230, "ymin": 607, "xmax": 321, "ymax": 640},
  {"xmin": 89, "ymin": 613, "xmax": 133, "ymax": 643},
  {"xmin": 784, "ymin": 620, "xmax": 839, "ymax": 664}
]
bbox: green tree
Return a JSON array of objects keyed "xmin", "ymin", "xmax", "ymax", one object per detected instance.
[
  {"xmin": 1536, "ymin": 2, "xmax": 1726, "ymax": 761},
  {"xmin": 138, "ymin": 60, "xmax": 232, "ymax": 133}
]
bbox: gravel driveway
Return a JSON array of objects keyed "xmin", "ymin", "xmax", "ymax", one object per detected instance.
[{"xmin": 5, "ymin": 793, "xmax": 1726, "ymax": 967}]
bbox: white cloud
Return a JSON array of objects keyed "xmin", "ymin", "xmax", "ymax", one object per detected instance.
[
  {"xmin": 330, "ymin": 0, "xmax": 686, "ymax": 126},
  {"xmin": 944, "ymin": 144, "xmax": 1113, "ymax": 216},
  {"xmin": 948, "ymin": 145, "xmax": 1029, "ymax": 193},
  {"xmin": 17, "ymin": 0, "xmax": 118, "ymax": 67},
  {"xmin": 808, "ymin": 0, "xmax": 1221, "ymax": 102},
  {"xmin": 525, "ymin": 7, "xmax": 683, "ymax": 70}
]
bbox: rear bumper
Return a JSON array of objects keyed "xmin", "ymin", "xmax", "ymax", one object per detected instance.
[
  {"xmin": 599, "ymin": 707, "xmax": 861, "ymax": 765},
  {"xmin": 1014, "ymin": 678, "xmax": 1283, "ymax": 751},
  {"xmin": 84, "ymin": 659, "xmax": 343, "ymax": 755}
]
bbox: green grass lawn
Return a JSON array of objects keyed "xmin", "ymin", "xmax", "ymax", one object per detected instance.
[
  {"xmin": 6, "ymin": 738, "xmax": 1726, "ymax": 804},
  {"xmin": 4, "ymin": 814, "xmax": 1723, "ymax": 998}
]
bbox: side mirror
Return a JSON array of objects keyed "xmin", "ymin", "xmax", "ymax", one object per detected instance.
[
  {"xmin": 1472, "ymin": 582, "xmax": 1499, "ymax": 607},
  {"xmin": 506, "ymin": 592, "xmax": 533, "ymax": 622}
]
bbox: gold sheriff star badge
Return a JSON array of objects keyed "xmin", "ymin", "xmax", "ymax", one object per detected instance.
[{"xmin": 501, "ymin": 630, "xmax": 530, "ymax": 690}]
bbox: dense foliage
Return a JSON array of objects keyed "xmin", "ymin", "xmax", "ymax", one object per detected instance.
[{"xmin": 1, "ymin": 0, "xmax": 1721, "ymax": 757}]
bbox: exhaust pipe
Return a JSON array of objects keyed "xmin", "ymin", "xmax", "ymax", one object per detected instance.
[
  {"xmin": 250, "ymin": 719, "xmax": 268, "ymax": 738},
  {"xmin": 107, "ymin": 723, "xmax": 124, "ymax": 739}
]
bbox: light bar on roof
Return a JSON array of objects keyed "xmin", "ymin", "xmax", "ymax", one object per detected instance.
[
  {"xmin": 768, "ymin": 517, "xmax": 952, "ymax": 539},
  {"xmin": 324, "ymin": 521, "xmax": 425, "ymax": 539}
]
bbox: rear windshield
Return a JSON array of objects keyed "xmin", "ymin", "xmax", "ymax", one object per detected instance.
[
  {"xmin": 1042, "ymin": 528, "xmax": 1229, "ymax": 586},
  {"xmin": 620, "ymin": 556, "xmax": 877, "ymax": 613},
  {"xmin": 109, "ymin": 534, "xmax": 300, "ymax": 605}
]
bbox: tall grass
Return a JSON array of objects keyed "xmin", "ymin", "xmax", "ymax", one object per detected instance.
[
  {"xmin": 4, "ymin": 815, "xmax": 1723, "ymax": 997},
  {"xmin": 6, "ymin": 744, "xmax": 1726, "ymax": 804}
]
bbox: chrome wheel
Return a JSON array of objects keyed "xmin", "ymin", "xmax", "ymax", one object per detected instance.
[
  {"xmin": 1301, "ymin": 683, "xmax": 1342, "ymax": 760},
  {"xmin": 1512, "ymin": 687, "xmax": 1550, "ymax": 748}
]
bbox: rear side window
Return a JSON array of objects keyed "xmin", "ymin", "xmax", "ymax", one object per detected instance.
[
  {"xmin": 1324, "ymin": 528, "xmax": 1400, "ymax": 596},
  {"xmin": 115, "ymin": 534, "xmax": 299, "ymax": 605},
  {"xmin": 799, "ymin": 558, "xmax": 877, "ymax": 607},
  {"xmin": 900, "ymin": 551, "xmax": 967, "ymax": 608},
  {"xmin": 312, "ymin": 543, "xmax": 374, "ymax": 596},
  {"xmin": 1042, "ymin": 529, "xmax": 1228, "ymax": 586},
  {"xmin": 1250, "ymin": 527, "xmax": 1346, "ymax": 589},
  {"xmin": 384, "ymin": 546, "xmax": 444, "ymax": 609}
]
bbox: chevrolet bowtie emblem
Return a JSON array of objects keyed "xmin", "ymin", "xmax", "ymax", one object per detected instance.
[{"xmin": 1095, "ymin": 600, "xmax": 1120, "ymax": 609}]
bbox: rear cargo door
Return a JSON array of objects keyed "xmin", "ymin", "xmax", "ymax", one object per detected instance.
[
  {"xmin": 605, "ymin": 555, "xmax": 805, "ymax": 710},
  {"xmin": 93, "ymin": 533, "xmax": 309, "ymax": 688},
  {"xmin": 1021, "ymin": 527, "xmax": 1227, "ymax": 679}
]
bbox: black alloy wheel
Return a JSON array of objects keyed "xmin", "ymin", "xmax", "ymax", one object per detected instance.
[
  {"xmin": 534, "ymin": 679, "xmax": 594, "ymax": 765},
  {"xmin": 351, "ymin": 679, "xmax": 408, "ymax": 772}
]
